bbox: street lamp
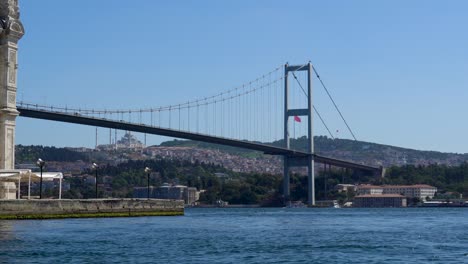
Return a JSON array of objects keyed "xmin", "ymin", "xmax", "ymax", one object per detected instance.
[
  {"xmin": 92, "ymin": 163, "xmax": 99, "ymax": 199},
  {"xmin": 144, "ymin": 167, "xmax": 151, "ymax": 199},
  {"xmin": 36, "ymin": 158, "xmax": 45, "ymax": 199}
]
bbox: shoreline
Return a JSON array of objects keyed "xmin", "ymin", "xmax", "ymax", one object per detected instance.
[{"xmin": 0, "ymin": 199, "xmax": 184, "ymax": 220}]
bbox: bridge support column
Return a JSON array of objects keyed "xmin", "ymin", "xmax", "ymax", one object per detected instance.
[
  {"xmin": 283, "ymin": 62, "xmax": 315, "ymax": 206},
  {"xmin": 0, "ymin": 0, "xmax": 24, "ymax": 170},
  {"xmin": 308, "ymin": 156, "xmax": 315, "ymax": 206}
]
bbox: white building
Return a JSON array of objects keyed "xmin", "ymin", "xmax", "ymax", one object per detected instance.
[
  {"xmin": 357, "ymin": 184, "xmax": 437, "ymax": 201},
  {"xmin": 97, "ymin": 132, "xmax": 145, "ymax": 151},
  {"xmin": 356, "ymin": 185, "xmax": 384, "ymax": 195}
]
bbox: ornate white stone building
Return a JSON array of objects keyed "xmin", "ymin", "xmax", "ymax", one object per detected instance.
[
  {"xmin": 0, "ymin": 0, "xmax": 24, "ymax": 198},
  {"xmin": 97, "ymin": 132, "xmax": 145, "ymax": 151},
  {"xmin": 0, "ymin": 0, "xmax": 24, "ymax": 169}
]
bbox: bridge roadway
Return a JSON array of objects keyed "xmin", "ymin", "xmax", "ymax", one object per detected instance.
[{"xmin": 17, "ymin": 107, "xmax": 383, "ymax": 175}]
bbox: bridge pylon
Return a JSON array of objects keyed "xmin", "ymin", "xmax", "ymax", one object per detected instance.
[{"xmin": 283, "ymin": 63, "xmax": 315, "ymax": 206}]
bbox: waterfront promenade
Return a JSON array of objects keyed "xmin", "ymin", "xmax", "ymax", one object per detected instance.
[{"xmin": 0, "ymin": 199, "xmax": 184, "ymax": 219}]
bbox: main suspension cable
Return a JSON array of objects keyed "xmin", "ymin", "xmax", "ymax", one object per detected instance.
[{"xmin": 312, "ymin": 66, "xmax": 357, "ymax": 141}]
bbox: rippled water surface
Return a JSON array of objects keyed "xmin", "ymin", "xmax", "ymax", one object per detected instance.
[{"xmin": 0, "ymin": 208, "xmax": 467, "ymax": 263}]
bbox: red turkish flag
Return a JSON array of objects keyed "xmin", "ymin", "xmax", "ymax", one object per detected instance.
[{"xmin": 294, "ymin": 116, "xmax": 301, "ymax": 122}]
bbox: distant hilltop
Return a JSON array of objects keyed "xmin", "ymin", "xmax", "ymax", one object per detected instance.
[{"xmin": 158, "ymin": 136, "xmax": 468, "ymax": 168}]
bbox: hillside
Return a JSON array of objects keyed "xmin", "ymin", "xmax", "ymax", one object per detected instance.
[
  {"xmin": 15, "ymin": 137, "xmax": 468, "ymax": 169},
  {"xmin": 15, "ymin": 145, "xmax": 91, "ymax": 164},
  {"xmin": 14, "ymin": 141, "xmax": 468, "ymax": 202},
  {"xmin": 159, "ymin": 136, "xmax": 468, "ymax": 167}
]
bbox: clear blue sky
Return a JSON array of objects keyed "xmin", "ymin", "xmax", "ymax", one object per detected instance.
[{"xmin": 15, "ymin": 0, "xmax": 468, "ymax": 153}]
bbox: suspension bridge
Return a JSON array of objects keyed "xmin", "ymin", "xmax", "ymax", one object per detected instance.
[
  {"xmin": 16, "ymin": 63, "xmax": 383, "ymax": 206},
  {"xmin": 0, "ymin": 0, "xmax": 381, "ymax": 207}
]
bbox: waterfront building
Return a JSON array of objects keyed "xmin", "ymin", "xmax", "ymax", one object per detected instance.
[
  {"xmin": 383, "ymin": 184, "xmax": 437, "ymax": 200},
  {"xmin": 156, "ymin": 184, "xmax": 185, "ymax": 200},
  {"xmin": 353, "ymin": 194, "xmax": 407, "ymax": 208},
  {"xmin": 0, "ymin": 170, "xmax": 64, "ymax": 199},
  {"xmin": 356, "ymin": 185, "xmax": 384, "ymax": 195},
  {"xmin": 357, "ymin": 184, "xmax": 437, "ymax": 201},
  {"xmin": 133, "ymin": 183, "xmax": 199, "ymax": 205}
]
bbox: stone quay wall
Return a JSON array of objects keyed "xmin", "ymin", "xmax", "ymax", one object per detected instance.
[{"xmin": 0, "ymin": 199, "xmax": 184, "ymax": 219}]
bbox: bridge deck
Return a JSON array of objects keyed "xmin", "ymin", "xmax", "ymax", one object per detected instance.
[{"xmin": 17, "ymin": 107, "xmax": 382, "ymax": 174}]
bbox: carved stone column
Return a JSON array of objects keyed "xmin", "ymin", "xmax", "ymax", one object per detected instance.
[{"xmin": 0, "ymin": 0, "xmax": 24, "ymax": 169}]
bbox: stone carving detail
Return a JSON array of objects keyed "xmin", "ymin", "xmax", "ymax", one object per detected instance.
[
  {"xmin": 8, "ymin": 0, "xmax": 18, "ymax": 18},
  {"xmin": 0, "ymin": 0, "xmax": 18, "ymax": 19},
  {"xmin": 7, "ymin": 91, "xmax": 14, "ymax": 104},
  {"xmin": 0, "ymin": 0, "xmax": 23, "ymax": 41},
  {"xmin": 8, "ymin": 49, "xmax": 15, "ymax": 84},
  {"xmin": 5, "ymin": 127, "xmax": 13, "ymax": 167}
]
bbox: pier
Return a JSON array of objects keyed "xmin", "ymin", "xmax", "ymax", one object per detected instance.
[{"xmin": 0, "ymin": 199, "xmax": 184, "ymax": 219}]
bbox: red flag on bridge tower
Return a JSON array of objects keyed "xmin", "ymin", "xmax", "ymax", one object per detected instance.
[{"xmin": 294, "ymin": 116, "xmax": 301, "ymax": 123}]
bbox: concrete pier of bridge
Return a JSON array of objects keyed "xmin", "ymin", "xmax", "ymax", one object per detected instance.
[{"xmin": 283, "ymin": 63, "xmax": 316, "ymax": 206}]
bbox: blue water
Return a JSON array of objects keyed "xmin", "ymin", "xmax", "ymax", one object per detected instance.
[{"xmin": 0, "ymin": 208, "xmax": 467, "ymax": 263}]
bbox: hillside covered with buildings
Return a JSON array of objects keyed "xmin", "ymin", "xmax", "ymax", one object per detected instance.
[
  {"xmin": 160, "ymin": 136, "xmax": 468, "ymax": 168},
  {"xmin": 12, "ymin": 134, "xmax": 468, "ymax": 206}
]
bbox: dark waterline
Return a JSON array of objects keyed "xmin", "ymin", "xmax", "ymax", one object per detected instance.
[{"xmin": 0, "ymin": 208, "xmax": 467, "ymax": 263}]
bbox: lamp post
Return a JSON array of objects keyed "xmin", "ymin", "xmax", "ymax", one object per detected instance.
[
  {"xmin": 92, "ymin": 163, "xmax": 99, "ymax": 199},
  {"xmin": 144, "ymin": 167, "xmax": 151, "ymax": 199},
  {"xmin": 36, "ymin": 158, "xmax": 45, "ymax": 199}
]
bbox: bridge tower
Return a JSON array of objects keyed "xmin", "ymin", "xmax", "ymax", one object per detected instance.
[
  {"xmin": 283, "ymin": 63, "xmax": 315, "ymax": 206},
  {"xmin": 0, "ymin": 0, "xmax": 24, "ymax": 169}
]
